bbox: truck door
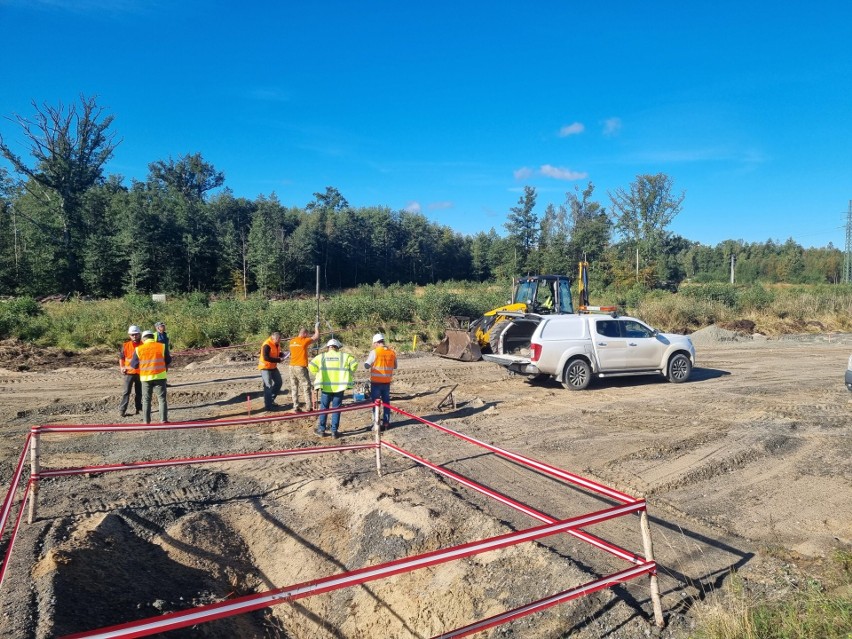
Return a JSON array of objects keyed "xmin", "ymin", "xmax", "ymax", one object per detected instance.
[
  {"xmin": 620, "ymin": 319, "xmax": 664, "ymax": 369},
  {"xmin": 592, "ymin": 319, "xmax": 627, "ymax": 370}
]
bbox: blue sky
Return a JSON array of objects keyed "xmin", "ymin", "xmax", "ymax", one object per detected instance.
[{"xmin": 1, "ymin": 1, "xmax": 850, "ymax": 248}]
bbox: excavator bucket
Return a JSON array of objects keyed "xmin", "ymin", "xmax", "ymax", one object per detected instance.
[{"xmin": 434, "ymin": 329, "xmax": 482, "ymax": 361}]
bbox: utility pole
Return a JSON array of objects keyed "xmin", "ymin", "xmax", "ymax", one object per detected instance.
[
  {"xmin": 844, "ymin": 200, "xmax": 852, "ymax": 284},
  {"xmin": 730, "ymin": 253, "xmax": 736, "ymax": 284},
  {"xmin": 635, "ymin": 246, "xmax": 639, "ymax": 280}
]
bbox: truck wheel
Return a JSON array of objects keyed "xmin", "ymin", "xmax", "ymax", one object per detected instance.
[
  {"xmin": 667, "ymin": 353, "xmax": 692, "ymax": 383},
  {"xmin": 561, "ymin": 359, "xmax": 591, "ymax": 390}
]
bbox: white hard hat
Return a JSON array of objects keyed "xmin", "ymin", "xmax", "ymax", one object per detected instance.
[
  {"xmin": 372, "ymin": 333, "xmax": 385, "ymax": 343},
  {"xmin": 141, "ymin": 330, "xmax": 154, "ymax": 339},
  {"xmin": 326, "ymin": 338, "xmax": 341, "ymax": 348},
  {"xmin": 128, "ymin": 325, "xmax": 141, "ymax": 335}
]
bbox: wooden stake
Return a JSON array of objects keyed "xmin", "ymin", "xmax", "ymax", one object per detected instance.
[
  {"xmin": 27, "ymin": 427, "xmax": 40, "ymax": 524},
  {"xmin": 373, "ymin": 402, "xmax": 382, "ymax": 476},
  {"xmin": 639, "ymin": 507, "xmax": 665, "ymax": 627}
]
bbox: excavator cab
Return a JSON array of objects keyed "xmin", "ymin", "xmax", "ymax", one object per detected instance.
[{"xmin": 514, "ymin": 276, "xmax": 574, "ymax": 314}]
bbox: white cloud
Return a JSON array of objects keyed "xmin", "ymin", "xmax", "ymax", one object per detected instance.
[
  {"xmin": 540, "ymin": 165, "xmax": 588, "ymax": 181},
  {"xmin": 513, "ymin": 166, "xmax": 534, "ymax": 180},
  {"xmin": 602, "ymin": 117, "xmax": 622, "ymax": 137},
  {"xmin": 404, "ymin": 201, "xmax": 422, "ymax": 213},
  {"xmin": 558, "ymin": 122, "xmax": 585, "ymax": 137},
  {"xmin": 428, "ymin": 201, "xmax": 453, "ymax": 210}
]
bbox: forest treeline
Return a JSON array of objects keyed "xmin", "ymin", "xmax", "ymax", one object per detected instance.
[{"xmin": 0, "ymin": 96, "xmax": 846, "ymax": 299}]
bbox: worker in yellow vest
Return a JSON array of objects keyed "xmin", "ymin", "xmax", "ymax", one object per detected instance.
[
  {"xmin": 130, "ymin": 330, "xmax": 171, "ymax": 424},
  {"xmin": 258, "ymin": 331, "xmax": 283, "ymax": 411},
  {"xmin": 309, "ymin": 338, "xmax": 358, "ymax": 439},
  {"xmin": 118, "ymin": 325, "xmax": 143, "ymax": 418},
  {"xmin": 364, "ymin": 333, "xmax": 397, "ymax": 431}
]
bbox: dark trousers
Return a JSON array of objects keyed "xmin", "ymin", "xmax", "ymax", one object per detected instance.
[
  {"xmin": 370, "ymin": 382, "xmax": 391, "ymax": 425},
  {"xmin": 261, "ymin": 368, "xmax": 283, "ymax": 409},
  {"xmin": 119, "ymin": 373, "xmax": 142, "ymax": 416},
  {"xmin": 142, "ymin": 379, "xmax": 168, "ymax": 424}
]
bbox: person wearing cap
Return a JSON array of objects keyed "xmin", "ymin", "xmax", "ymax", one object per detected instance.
[
  {"xmin": 364, "ymin": 333, "xmax": 397, "ymax": 431},
  {"xmin": 118, "ymin": 325, "xmax": 143, "ymax": 418},
  {"xmin": 154, "ymin": 321, "xmax": 169, "ymax": 349},
  {"xmin": 288, "ymin": 322, "xmax": 320, "ymax": 412},
  {"xmin": 308, "ymin": 338, "xmax": 358, "ymax": 438},
  {"xmin": 258, "ymin": 331, "xmax": 283, "ymax": 411},
  {"xmin": 130, "ymin": 330, "xmax": 172, "ymax": 424}
]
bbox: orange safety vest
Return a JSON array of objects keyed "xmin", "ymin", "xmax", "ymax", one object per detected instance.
[
  {"xmin": 136, "ymin": 340, "xmax": 168, "ymax": 382},
  {"xmin": 369, "ymin": 346, "xmax": 396, "ymax": 384},
  {"xmin": 121, "ymin": 340, "xmax": 141, "ymax": 375},
  {"xmin": 258, "ymin": 337, "xmax": 281, "ymax": 370}
]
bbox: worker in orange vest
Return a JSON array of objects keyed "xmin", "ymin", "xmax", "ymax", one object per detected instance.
[
  {"xmin": 118, "ymin": 325, "xmax": 143, "ymax": 418},
  {"xmin": 288, "ymin": 322, "xmax": 320, "ymax": 412},
  {"xmin": 258, "ymin": 331, "xmax": 283, "ymax": 411},
  {"xmin": 130, "ymin": 330, "xmax": 171, "ymax": 424},
  {"xmin": 364, "ymin": 333, "xmax": 397, "ymax": 430}
]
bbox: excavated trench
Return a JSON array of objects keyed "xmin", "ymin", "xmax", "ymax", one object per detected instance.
[{"xmin": 7, "ymin": 452, "xmax": 642, "ymax": 639}]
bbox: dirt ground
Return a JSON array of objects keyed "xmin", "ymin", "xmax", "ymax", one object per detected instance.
[{"xmin": 0, "ymin": 330, "xmax": 850, "ymax": 638}]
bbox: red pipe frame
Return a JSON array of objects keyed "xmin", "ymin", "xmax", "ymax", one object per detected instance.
[{"xmin": 0, "ymin": 401, "xmax": 656, "ymax": 638}]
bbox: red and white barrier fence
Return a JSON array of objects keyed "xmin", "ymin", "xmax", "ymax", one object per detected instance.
[{"xmin": 0, "ymin": 398, "xmax": 664, "ymax": 637}]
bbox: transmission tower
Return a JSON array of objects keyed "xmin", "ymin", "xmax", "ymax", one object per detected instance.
[{"xmin": 845, "ymin": 200, "xmax": 852, "ymax": 284}]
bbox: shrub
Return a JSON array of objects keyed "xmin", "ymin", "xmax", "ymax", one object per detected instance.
[
  {"xmin": 680, "ymin": 283, "xmax": 739, "ymax": 307},
  {"xmin": 738, "ymin": 284, "xmax": 775, "ymax": 311},
  {"xmin": 0, "ymin": 296, "xmax": 46, "ymax": 341}
]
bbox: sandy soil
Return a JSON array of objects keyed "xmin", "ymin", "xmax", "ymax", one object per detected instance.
[{"xmin": 0, "ymin": 331, "xmax": 850, "ymax": 638}]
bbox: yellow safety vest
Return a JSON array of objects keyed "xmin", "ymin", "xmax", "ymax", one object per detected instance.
[{"xmin": 309, "ymin": 350, "xmax": 358, "ymax": 393}]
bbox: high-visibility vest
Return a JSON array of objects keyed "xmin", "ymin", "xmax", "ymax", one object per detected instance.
[
  {"xmin": 308, "ymin": 350, "xmax": 358, "ymax": 393},
  {"xmin": 258, "ymin": 337, "xmax": 281, "ymax": 370},
  {"xmin": 136, "ymin": 340, "xmax": 167, "ymax": 382},
  {"xmin": 369, "ymin": 346, "xmax": 396, "ymax": 384},
  {"xmin": 121, "ymin": 340, "xmax": 140, "ymax": 375}
]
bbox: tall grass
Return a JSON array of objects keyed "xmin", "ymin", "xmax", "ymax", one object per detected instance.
[
  {"xmin": 693, "ymin": 550, "xmax": 852, "ymax": 639},
  {"xmin": 634, "ymin": 284, "xmax": 852, "ymax": 334},
  {"xmin": 2, "ymin": 282, "xmax": 851, "ymax": 351},
  {"xmin": 0, "ymin": 282, "xmax": 512, "ymax": 352}
]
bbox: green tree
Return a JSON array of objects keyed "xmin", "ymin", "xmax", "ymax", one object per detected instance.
[
  {"xmin": 80, "ymin": 178, "xmax": 126, "ymax": 297},
  {"xmin": 147, "ymin": 153, "xmax": 225, "ymax": 291},
  {"xmin": 248, "ymin": 195, "xmax": 288, "ymax": 294},
  {"xmin": 566, "ymin": 183, "xmax": 611, "ymax": 266},
  {"xmin": 0, "ymin": 95, "xmax": 119, "ymax": 293},
  {"xmin": 504, "ymin": 185, "xmax": 538, "ymax": 273},
  {"xmin": 208, "ymin": 191, "xmax": 256, "ymax": 295},
  {"xmin": 538, "ymin": 202, "xmax": 571, "ymax": 274},
  {"xmin": 0, "ymin": 168, "xmax": 20, "ymax": 293},
  {"xmin": 609, "ymin": 173, "xmax": 684, "ymax": 275}
]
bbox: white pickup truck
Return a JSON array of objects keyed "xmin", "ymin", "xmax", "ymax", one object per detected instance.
[{"xmin": 482, "ymin": 313, "xmax": 696, "ymax": 390}]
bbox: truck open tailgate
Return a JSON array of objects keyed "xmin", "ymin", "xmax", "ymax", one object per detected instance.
[{"xmin": 482, "ymin": 353, "xmax": 540, "ymax": 376}]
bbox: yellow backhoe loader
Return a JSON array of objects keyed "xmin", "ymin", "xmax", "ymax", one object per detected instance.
[{"xmin": 435, "ymin": 263, "xmax": 591, "ymax": 361}]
